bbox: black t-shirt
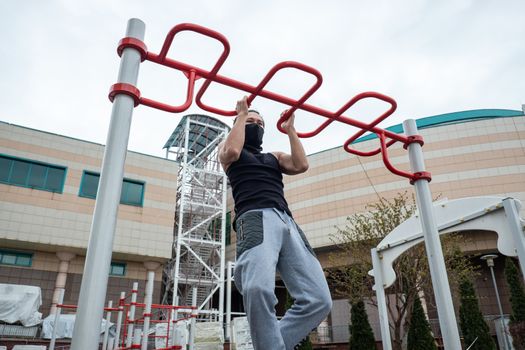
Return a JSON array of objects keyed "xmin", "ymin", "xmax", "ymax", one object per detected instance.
[{"xmin": 226, "ymin": 148, "xmax": 292, "ymax": 228}]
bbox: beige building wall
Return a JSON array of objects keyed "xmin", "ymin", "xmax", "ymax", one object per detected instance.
[
  {"xmin": 0, "ymin": 121, "xmax": 178, "ymax": 314},
  {"xmin": 0, "ymin": 121, "xmax": 178, "ymax": 260}
]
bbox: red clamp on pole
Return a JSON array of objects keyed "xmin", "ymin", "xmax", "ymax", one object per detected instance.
[
  {"xmin": 118, "ymin": 37, "xmax": 148, "ymax": 62},
  {"xmin": 410, "ymin": 171, "xmax": 432, "ymax": 185},
  {"xmin": 109, "ymin": 83, "xmax": 141, "ymax": 107},
  {"xmin": 403, "ymin": 134, "xmax": 424, "ymax": 149}
]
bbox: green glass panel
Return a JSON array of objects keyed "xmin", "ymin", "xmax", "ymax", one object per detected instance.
[
  {"xmin": 82, "ymin": 173, "xmax": 99, "ymax": 197},
  {"xmin": 110, "ymin": 263, "xmax": 125, "ymax": 276},
  {"xmin": 46, "ymin": 167, "xmax": 65, "ymax": 192},
  {"xmin": 28, "ymin": 164, "xmax": 47, "ymax": 188},
  {"xmin": 16, "ymin": 255, "xmax": 31, "ymax": 266},
  {"xmin": 0, "ymin": 157, "xmax": 12, "ymax": 182},
  {"xmin": 2, "ymin": 254, "xmax": 17, "ymax": 265},
  {"xmin": 10, "ymin": 161, "xmax": 30, "ymax": 185},
  {"xmin": 122, "ymin": 181, "xmax": 143, "ymax": 205}
]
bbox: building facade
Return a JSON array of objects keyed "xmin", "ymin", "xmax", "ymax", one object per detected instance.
[{"xmin": 0, "ymin": 121, "xmax": 178, "ymax": 316}]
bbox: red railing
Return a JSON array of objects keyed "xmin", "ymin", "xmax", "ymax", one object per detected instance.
[{"xmin": 109, "ymin": 22, "xmax": 431, "ymax": 183}]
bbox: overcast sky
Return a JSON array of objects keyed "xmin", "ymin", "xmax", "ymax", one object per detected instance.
[{"xmin": 1, "ymin": 0, "xmax": 524, "ymax": 158}]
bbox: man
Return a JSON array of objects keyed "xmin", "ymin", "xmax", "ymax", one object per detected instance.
[{"xmin": 219, "ymin": 97, "xmax": 332, "ymax": 350}]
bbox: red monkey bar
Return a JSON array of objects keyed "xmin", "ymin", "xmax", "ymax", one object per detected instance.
[{"xmin": 109, "ymin": 23, "xmax": 431, "ymax": 183}]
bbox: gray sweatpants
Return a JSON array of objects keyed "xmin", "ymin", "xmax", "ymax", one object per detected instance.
[{"xmin": 234, "ymin": 208, "xmax": 332, "ymax": 350}]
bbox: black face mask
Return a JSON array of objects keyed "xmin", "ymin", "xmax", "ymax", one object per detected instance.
[{"xmin": 244, "ymin": 123, "xmax": 264, "ymax": 153}]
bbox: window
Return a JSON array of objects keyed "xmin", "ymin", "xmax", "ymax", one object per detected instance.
[
  {"xmin": 109, "ymin": 262, "xmax": 126, "ymax": 276},
  {"xmin": 0, "ymin": 250, "xmax": 33, "ymax": 267},
  {"xmin": 79, "ymin": 171, "xmax": 145, "ymax": 207},
  {"xmin": 0, "ymin": 155, "xmax": 66, "ymax": 193}
]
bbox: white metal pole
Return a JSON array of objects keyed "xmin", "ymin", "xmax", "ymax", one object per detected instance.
[
  {"xmin": 132, "ymin": 328, "xmax": 142, "ymax": 347},
  {"xmin": 226, "ymin": 261, "xmax": 233, "ymax": 341},
  {"xmin": 102, "ymin": 300, "xmax": 113, "ymax": 350},
  {"xmin": 71, "ymin": 18, "xmax": 145, "ymax": 350},
  {"xmin": 49, "ymin": 288, "xmax": 64, "ymax": 350},
  {"xmin": 371, "ymin": 249, "xmax": 392, "ymax": 350},
  {"xmin": 189, "ymin": 287, "xmax": 198, "ymax": 350},
  {"xmin": 141, "ymin": 270, "xmax": 155, "ymax": 350},
  {"xmin": 503, "ymin": 198, "xmax": 525, "ymax": 280},
  {"xmin": 403, "ymin": 119, "xmax": 461, "ymax": 349},
  {"xmin": 126, "ymin": 282, "xmax": 139, "ymax": 348},
  {"xmin": 107, "ymin": 337, "xmax": 115, "ymax": 350},
  {"xmin": 487, "ymin": 264, "xmax": 511, "ymax": 350},
  {"xmin": 113, "ymin": 292, "xmax": 125, "ymax": 350},
  {"xmin": 172, "ymin": 117, "xmax": 191, "ymax": 315},
  {"xmin": 218, "ymin": 144, "xmax": 228, "ymax": 335}
]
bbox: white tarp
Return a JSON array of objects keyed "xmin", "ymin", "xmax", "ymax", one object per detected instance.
[
  {"xmin": 155, "ymin": 321, "xmax": 188, "ymax": 349},
  {"xmin": 194, "ymin": 321, "xmax": 223, "ymax": 349},
  {"xmin": 41, "ymin": 313, "xmax": 111, "ymax": 339},
  {"xmin": 12, "ymin": 347, "xmax": 46, "ymax": 350},
  {"xmin": 0, "ymin": 284, "xmax": 42, "ymax": 327},
  {"xmin": 232, "ymin": 317, "xmax": 253, "ymax": 350}
]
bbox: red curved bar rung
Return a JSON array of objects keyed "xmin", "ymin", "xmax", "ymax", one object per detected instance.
[
  {"xmin": 342, "ymin": 92, "xmax": 397, "ymax": 154},
  {"xmin": 147, "ymin": 23, "xmax": 232, "ymax": 115},
  {"xmin": 377, "ymin": 132, "xmax": 415, "ymax": 180},
  {"xmin": 139, "ymin": 70, "xmax": 197, "ymax": 113},
  {"xmin": 241, "ymin": 61, "xmax": 323, "ymax": 135}
]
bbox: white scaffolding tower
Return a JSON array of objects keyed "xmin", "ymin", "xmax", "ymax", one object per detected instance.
[{"xmin": 162, "ymin": 114, "xmax": 230, "ymax": 322}]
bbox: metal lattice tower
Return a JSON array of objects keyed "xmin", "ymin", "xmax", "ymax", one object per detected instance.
[{"xmin": 161, "ymin": 114, "xmax": 230, "ymax": 322}]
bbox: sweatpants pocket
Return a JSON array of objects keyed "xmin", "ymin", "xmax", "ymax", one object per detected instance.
[
  {"xmin": 295, "ymin": 224, "xmax": 316, "ymax": 257},
  {"xmin": 236, "ymin": 211, "xmax": 264, "ymax": 258}
]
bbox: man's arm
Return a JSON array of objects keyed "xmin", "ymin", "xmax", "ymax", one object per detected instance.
[
  {"xmin": 219, "ymin": 97, "xmax": 249, "ymax": 171},
  {"xmin": 274, "ymin": 112, "xmax": 309, "ymax": 175}
]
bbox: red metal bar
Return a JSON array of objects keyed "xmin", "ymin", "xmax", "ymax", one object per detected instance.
[{"xmin": 111, "ymin": 22, "xmax": 432, "ymax": 182}]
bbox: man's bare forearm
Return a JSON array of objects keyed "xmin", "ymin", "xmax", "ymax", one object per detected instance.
[{"xmin": 287, "ymin": 127, "xmax": 309, "ymax": 172}]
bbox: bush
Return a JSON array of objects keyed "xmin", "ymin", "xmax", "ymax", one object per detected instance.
[
  {"xmin": 458, "ymin": 278, "xmax": 496, "ymax": 350},
  {"xmin": 504, "ymin": 257, "xmax": 525, "ymax": 349},
  {"xmin": 407, "ymin": 296, "xmax": 436, "ymax": 350},
  {"xmin": 349, "ymin": 300, "xmax": 376, "ymax": 350}
]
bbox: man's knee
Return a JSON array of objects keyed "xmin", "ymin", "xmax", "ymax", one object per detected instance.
[{"xmin": 244, "ymin": 283, "xmax": 276, "ymax": 302}]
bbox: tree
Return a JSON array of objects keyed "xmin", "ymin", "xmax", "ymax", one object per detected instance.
[
  {"xmin": 329, "ymin": 192, "xmax": 477, "ymax": 350},
  {"xmin": 407, "ymin": 296, "xmax": 436, "ymax": 350},
  {"xmin": 504, "ymin": 257, "xmax": 525, "ymax": 349},
  {"xmin": 349, "ymin": 300, "xmax": 376, "ymax": 350},
  {"xmin": 458, "ymin": 277, "xmax": 496, "ymax": 350},
  {"xmin": 285, "ymin": 291, "xmax": 313, "ymax": 350}
]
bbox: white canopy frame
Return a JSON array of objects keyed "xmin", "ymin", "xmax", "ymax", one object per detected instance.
[{"xmin": 370, "ymin": 196, "xmax": 525, "ymax": 349}]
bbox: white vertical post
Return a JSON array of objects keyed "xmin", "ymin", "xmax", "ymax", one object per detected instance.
[
  {"xmin": 113, "ymin": 292, "xmax": 125, "ymax": 349},
  {"xmin": 49, "ymin": 288, "xmax": 64, "ymax": 350},
  {"xmin": 503, "ymin": 198, "xmax": 525, "ymax": 280},
  {"xmin": 219, "ymin": 163, "xmax": 228, "ymax": 337},
  {"xmin": 141, "ymin": 270, "xmax": 155, "ymax": 350},
  {"xmin": 102, "ymin": 300, "xmax": 113, "ymax": 350},
  {"xmin": 133, "ymin": 328, "xmax": 142, "ymax": 347},
  {"xmin": 172, "ymin": 117, "xmax": 191, "ymax": 315},
  {"xmin": 403, "ymin": 119, "xmax": 461, "ymax": 349},
  {"xmin": 371, "ymin": 249, "xmax": 392, "ymax": 350},
  {"xmin": 189, "ymin": 287, "xmax": 198, "ymax": 350},
  {"xmin": 71, "ymin": 18, "xmax": 145, "ymax": 350},
  {"xmin": 169, "ymin": 305, "xmax": 179, "ymax": 348},
  {"xmin": 225, "ymin": 261, "xmax": 233, "ymax": 341},
  {"xmin": 107, "ymin": 337, "xmax": 115, "ymax": 350},
  {"xmin": 126, "ymin": 282, "xmax": 139, "ymax": 348}
]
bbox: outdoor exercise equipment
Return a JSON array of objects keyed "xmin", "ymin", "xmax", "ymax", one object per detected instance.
[
  {"xmin": 371, "ymin": 196, "xmax": 525, "ymax": 349},
  {"xmin": 72, "ymin": 18, "xmax": 464, "ymax": 349}
]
